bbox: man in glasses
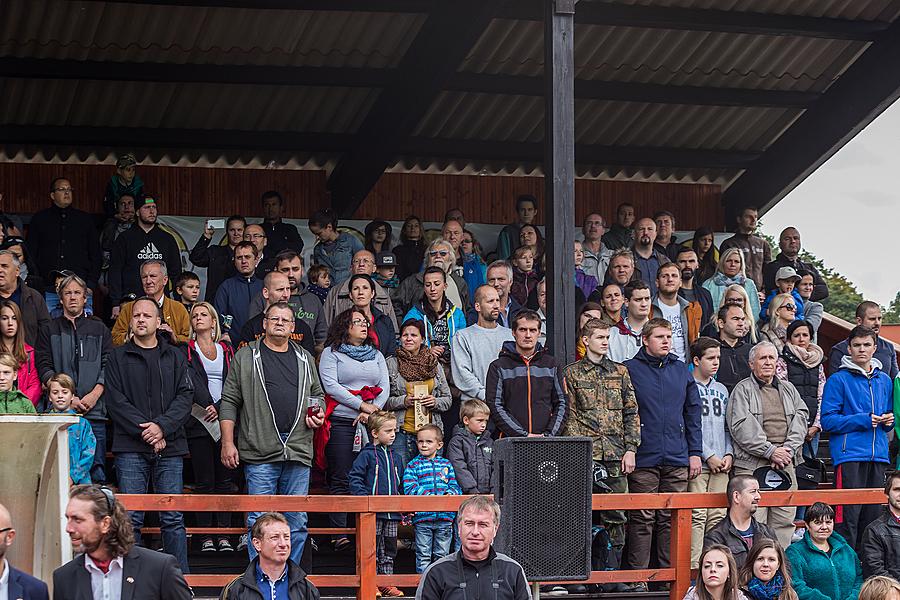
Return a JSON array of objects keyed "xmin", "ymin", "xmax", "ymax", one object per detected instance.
[
  {"xmin": 27, "ymin": 177, "xmax": 101, "ymax": 316},
  {"xmin": 220, "ymin": 302, "xmax": 326, "ymax": 568},
  {"xmin": 236, "ymin": 271, "xmax": 313, "ymax": 354},
  {"xmin": 0, "ymin": 503, "xmax": 48, "ymax": 600},
  {"xmin": 323, "ymin": 249, "xmax": 398, "ymax": 333},
  {"xmin": 55, "ymin": 485, "xmax": 191, "ymax": 600},
  {"xmin": 821, "ymin": 325, "xmax": 893, "ymax": 549}
]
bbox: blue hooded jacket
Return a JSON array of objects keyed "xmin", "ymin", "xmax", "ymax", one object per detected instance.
[
  {"xmin": 348, "ymin": 442, "xmax": 403, "ymax": 520},
  {"xmin": 403, "ymin": 301, "xmax": 468, "ymax": 349},
  {"xmin": 624, "ymin": 347, "xmax": 703, "ymax": 468},
  {"xmin": 821, "ymin": 356, "xmax": 892, "ymax": 467}
]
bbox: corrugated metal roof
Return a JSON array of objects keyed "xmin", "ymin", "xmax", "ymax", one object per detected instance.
[{"xmin": 1, "ymin": 0, "xmax": 898, "ymax": 186}]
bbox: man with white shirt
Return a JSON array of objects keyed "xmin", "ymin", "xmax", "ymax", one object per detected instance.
[
  {"xmin": 651, "ymin": 263, "xmax": 689, "ymax": 361},
  {"xmin": 608, "ymin": 281, "xmax": 651, "ymax": 363},
  {"xmin": 452, "ymin": 285, "xmax": 513, "ymax": 402},
  {"xmin": 0, "ymin": 503, "xmax": 48, "ymax": 600},
  {"xmin": 54, "ymin": 485, "xmax": 191, "ymax": 600}
]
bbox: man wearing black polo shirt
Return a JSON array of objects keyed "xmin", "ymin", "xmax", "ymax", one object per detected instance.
[{"xmin": 260, "ymin": 191, "xmax": 303, "ymax": 258}]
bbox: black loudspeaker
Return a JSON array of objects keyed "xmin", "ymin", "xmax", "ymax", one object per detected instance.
[{"xmin": 492, "ymin": 436, "xmax": 593, "ymax": 581}]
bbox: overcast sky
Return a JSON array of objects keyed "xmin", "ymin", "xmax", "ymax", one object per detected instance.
[{"xmin": 759, "ymin": 98, "xmax": 900, "ymax": 307}]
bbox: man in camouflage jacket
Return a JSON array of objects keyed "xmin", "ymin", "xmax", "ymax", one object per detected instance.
[{"xmin": 563, "ymin": 318, "xmax": 640, "ymax": 552}]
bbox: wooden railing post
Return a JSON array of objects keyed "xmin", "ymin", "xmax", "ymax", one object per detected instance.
[
  {"xmin": 357, "ymin": 511, "xmax": 378, "ymax": 600},
  {"xmin": 670, "ymin": 508, "xmax": 692, "ymax": 600}
]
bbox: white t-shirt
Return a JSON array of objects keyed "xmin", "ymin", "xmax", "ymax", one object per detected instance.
[
  {"xmin": 197, "ymin": 343, "xmax": 224, "ymax": 403},
  {"xmin": 658, "ymin": 301, "xmax": 686, "ymax": 361}
]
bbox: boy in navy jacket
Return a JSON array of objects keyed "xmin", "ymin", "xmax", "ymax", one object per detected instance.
[{"xmin": 348, "ymin": 411, "xmax": 404, "ymax": 597}]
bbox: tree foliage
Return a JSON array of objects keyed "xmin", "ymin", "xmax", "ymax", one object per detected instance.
[{"xmin": 758, "ymin": 227, "xmax": 863, "ymax": 323}]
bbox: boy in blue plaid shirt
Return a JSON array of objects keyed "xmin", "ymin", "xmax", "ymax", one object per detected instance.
[{"xmin": 402, "ymin": 424, "xmax": 461, "ymax": 573}]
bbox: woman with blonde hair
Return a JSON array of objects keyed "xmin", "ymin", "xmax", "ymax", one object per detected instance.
[
  {"xmin": 703, "ymin": 248, "xmax": 761, "ymax": 323},
  {"xmin": 181, "ymin": 301, "xmax": 236, "ymax": 553},
  {"xmin": 760, "ymin": 293, "xmax": 796, "ymax": 354},
  {"xmin": 859, "ymin": 577, "xmax": 900, "ymax": 600},
  {"xmin": 700, "ymin": 284, "xmax": 759, "ymax": 342}
]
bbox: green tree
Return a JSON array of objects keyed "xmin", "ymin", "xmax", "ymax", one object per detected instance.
[
  {"xmin": 759, "ymin": 227, "xmax": 863, "ymax": 322},
  {"xmin": 883, "ymin": 292, "xmax": 900, "ymax": 324}
]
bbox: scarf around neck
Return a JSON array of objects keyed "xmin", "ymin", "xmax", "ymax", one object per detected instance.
[
  {"xmin": 338, "ymin": 342, "xmax": 378, "ymax": 362},
  {"xmin": 785, "ymin": 342, "xmax": 823, "ymax": 369},
  {"xmin": 713, "ymin": 271, "xmax": 747, "ymax": 287},
  {"xmin": 747, "ymin": 572, "xmax": 785, "ymax": 600},
  {"xmin": 396, "ymin": 346, "xmax": 438, "ymax": 381}
]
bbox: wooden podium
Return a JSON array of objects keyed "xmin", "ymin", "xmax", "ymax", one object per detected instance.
[{"xmin": 0, "ymin": 414, "xmax": 79, "ymax": 585}]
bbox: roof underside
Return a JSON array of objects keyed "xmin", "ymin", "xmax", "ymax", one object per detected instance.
[{"xmin": 2, "ymin": 0, "xmax": 900, "ymax": 217}]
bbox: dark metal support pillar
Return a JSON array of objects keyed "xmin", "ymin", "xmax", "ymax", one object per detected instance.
[{"xmin": 544, "ymin": 0, "xmax": 577, "ymax": 364}]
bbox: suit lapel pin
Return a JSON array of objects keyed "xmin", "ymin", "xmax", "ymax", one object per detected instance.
[{"xmin": 126, "ymin": 577, "xmax": 135, "ymax": 584}]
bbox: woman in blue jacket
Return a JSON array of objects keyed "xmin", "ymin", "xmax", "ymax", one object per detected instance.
[
  {"xmin": 785, "ymin": 502, "xmax": 862, "ymax": 600},
  {"xmin": 459, "ymin": 230, "xmax": 487, "ymax": 305},
  {"xmin": 402, "ymin": 267, "xmax": 468, "ymax": 356}
]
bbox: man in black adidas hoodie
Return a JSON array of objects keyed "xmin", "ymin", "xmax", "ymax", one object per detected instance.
[{"xmin": 108, "ymin": 196, "xmax": 182, "ymax": 316}]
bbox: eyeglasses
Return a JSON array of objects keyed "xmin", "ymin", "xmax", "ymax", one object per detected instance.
[
  {"xmin": 352, "ymin": 259, "xmax": 373, "ymax": 265},
  {"xmin": 0, "ymin": 527, "xmax": 11, "ymax": 534},
  {"xmin": 781, "ymin": 304, "xmax": 796, "ymax": 311},
  {"xmin": 265, "ymin": 316, "xmax": 294, "ymax": 324},
  {"xmin": 429, "ymin": 250, "xmax": 449, "ymax": 257},
  {"xmin": 53, "ymin": 187, "xmax": 73, "ymax": 193},
  {"xmin": 351, "ymin": 319, "xmax": 370, "ymax": 327},
  {"xmin": 245, "ymin": 233, "xmax": 266, "ymax": 240}
]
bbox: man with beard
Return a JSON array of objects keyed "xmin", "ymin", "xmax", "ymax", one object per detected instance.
[
  {"xmin": 452, "ymin": 285, "xmax": 513, "ymax": 402},
  {"xmin": 632, "ymin": 218, "xmax": 670, "ymax": 296},
  {"xmin": 675, "ymin": 248, "xmax": 714, "ymax": 343},
  {"xmin": 108, "ymin": 196, "xmax": 182, "ymax": 317},
  {"xmin": 54, "ymin": 485, "xmax": 191, "ymax": 600},
  {"xmin": 703, "ymin": 475, "xmax": 776, "ymax": 567},
  {"xmin": 465, "ymin": 262, "xmax": 520, "ymax": 328},
  {"xmin": 650, "ymin": 263, "xmax": 690, "ymax": 361},
  {"xmin": 0, "ymin": 503, "xmax": 48, "ymax": 600}
]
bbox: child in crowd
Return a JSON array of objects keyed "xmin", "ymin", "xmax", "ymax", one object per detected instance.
[
  {"xmin": 509, "ymin": 245, "xmax": 539, "ymax": 307},
  {"xmin": 446, "ymin": 399, "xmax": 493, "ymax": 494},
  {"xmin": 688, "ymin": 336, "xmax": 733, "ymax": 570},
  {"xmin": 348, "ymin": 411, "xmax": 404, "ymax": 598},
  {"xmin": 574, "ymin": 240, "xmax": 599, "ymax": 298},
  {"xmin": 403, "ymin": 424, "xmax": 461, "ymax": 573},
  {"xmin": 306, "ymin": 264, "xmax": 332, "ymax": 304},
  {"xmin": 0, "ymin": 353, "xmax": 35, "ymax": 414},
  {"xmin": 175, "ymin": 272, "xmax": 202, "ymax": 311},
  {"xmin": 759, "ymin": 267, "xmax": 805, "ymax": 323},
  {"xmin": 46, "ymin": 373, "xmax": 96, "ymax": 485}
]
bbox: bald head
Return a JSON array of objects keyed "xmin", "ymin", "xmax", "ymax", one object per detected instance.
[
  {"xmin": 779, "ymin": 227, "xmax": 801, "ymax": 258},
  {"xmin": 634, "ymin": 218, "xmax": 657, "ymax": 249},
  {"xmin": 0, "ymin": 502, "xmax": 14, "ymax": 560}
]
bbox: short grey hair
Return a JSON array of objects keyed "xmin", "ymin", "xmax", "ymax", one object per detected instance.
[
  {"xmin": 0, "ymin": 250, "xmax": 21, "ymax": 269},
  {"xmin": 748, "ymin": 341, "xmax": 778, "ymax": 363},
  {"xmin": 140, "ymin": 259, "xmax": 168, "ymax": 276},
  {"xmin": 486, "ymin": 260, "xmax": 513, "ymax": 280},
  {"xmin": 458, "ymin": 495, "xmax": 501, "ymax": 526}
]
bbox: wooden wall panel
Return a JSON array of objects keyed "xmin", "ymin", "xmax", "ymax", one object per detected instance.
[{"xmin": 0, "ymin": 163, "xmax": 722, "ymax": 230}]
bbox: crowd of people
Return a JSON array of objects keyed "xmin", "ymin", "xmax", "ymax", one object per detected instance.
[{"xmin": 2, "ymin": 162, "xmax": 900, "ymax": 600}]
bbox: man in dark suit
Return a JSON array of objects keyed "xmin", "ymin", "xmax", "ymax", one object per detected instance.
[
  {"xmin": 0, "ymin": 503, "xmax": 49, "ymax": 600},
  {"xmin": 53, "ymin": 485, "xmax": 191, "ymax": 600}
]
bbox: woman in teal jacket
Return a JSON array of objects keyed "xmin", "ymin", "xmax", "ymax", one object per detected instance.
[
  {"xmin": 785, "ymin": 502, "xmax": 862, "ymax": 600},
  {"xmin": 402, "ymin": 267, "xmax": 468, "ymax": 353}
]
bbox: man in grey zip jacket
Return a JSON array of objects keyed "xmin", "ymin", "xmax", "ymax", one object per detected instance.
[{"xmin": 219, "ymin": 302, "xmax": 326, "ymax": 565}]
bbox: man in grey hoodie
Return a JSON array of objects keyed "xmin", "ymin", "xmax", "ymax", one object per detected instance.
[{"xmin": 220, "ymin": 302, "xmax": 325, "ymax": 565}]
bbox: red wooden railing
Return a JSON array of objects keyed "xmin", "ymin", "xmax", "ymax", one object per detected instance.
[{"xmin": 118, "ymin": 488, "xmax": 887, "ymax": 600}]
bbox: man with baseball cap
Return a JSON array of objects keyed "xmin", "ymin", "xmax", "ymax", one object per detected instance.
[{"xmin": 108, "ymin": 195, "xmax": 182, "ymax": 318}]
